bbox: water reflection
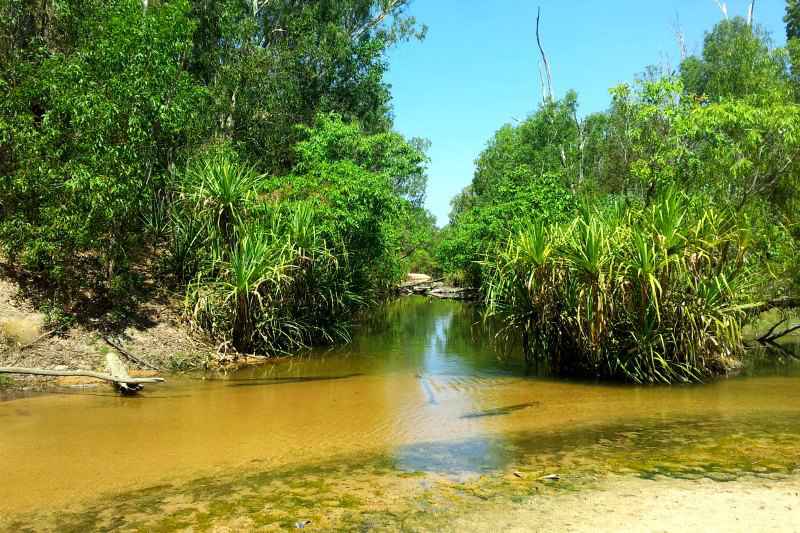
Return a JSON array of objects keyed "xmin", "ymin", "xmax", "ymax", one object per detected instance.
[{"xmin": 1, "ymin": 297, "xmax": 800, "ymax": 518}]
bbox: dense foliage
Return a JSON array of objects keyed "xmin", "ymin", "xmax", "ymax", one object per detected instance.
[
  {"xmin": 0, "ymin": 0, "xmax": 436, "ymax": 355},
  {"xmin": 484, "ymin": 192, "xmax": 757, "ymax": 383},
  {"xmin": 439, "ymin": 11, "xmax": 800, "ymax": 382},
  {"xmin": 3, "ymin": 1, "xmax": 798, "ymax": 377}
]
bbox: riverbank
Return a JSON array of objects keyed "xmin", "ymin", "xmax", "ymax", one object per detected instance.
[
  {"xmin": 0, "ymin": 272, "xmax": 473, "ymax": 393},
  {"xmin": 0, "ymin": 276, "xmax": 214, "ymax": 392}
]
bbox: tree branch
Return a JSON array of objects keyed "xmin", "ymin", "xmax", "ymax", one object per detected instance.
[
  {"xmin": 352, "ymin": 0, "xmax": 403, "ymax": 40},
  {"xmin": 535, "ymin": 7, "xmax": 553, "ymax": 103},
  {"xmin": 759, "ymin": 323, "xmax": 800, "ymax": 344},
  {"xmin": 737, "ymin": 297, "xmax": 800, "ymax": 314},
  {"xmin": 103, "ymin": 336, "xmax": 161, "ymax": 371}
]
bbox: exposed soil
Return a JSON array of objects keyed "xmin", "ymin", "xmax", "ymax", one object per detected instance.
[{"xmin": 0, "ymin": 276, "xmax": 215, "ymax": 392}]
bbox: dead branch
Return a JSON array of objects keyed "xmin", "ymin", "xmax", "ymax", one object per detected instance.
[
  {"xmin": 714, "ymin": 0, "xmax": 728, "ymax": 19},
  {"xmin": 672, "ymin": 14, "xmax": 687, "ymax": 61},
  {"xmin": 747, "ymin": 0, "xmax": 755, "ymax": 26},
  {"xmin": 535, "ymin": 7, "xmax": 553, "ymax": 103},
  {"xmin": 759, "ymin": 323, "xmax": 800, "ymax": 344},
  {"xmin": 16, "ymin": 323, "xmax": 67, "ymax": 352},
  {"xmin": 102, "ymin": 336, "xmax": 161, "ymax": 371}
]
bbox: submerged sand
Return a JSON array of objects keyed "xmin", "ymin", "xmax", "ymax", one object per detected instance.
[{"xmin": 453, "ymin": 475, "xmax": 800, "ymax": 533}]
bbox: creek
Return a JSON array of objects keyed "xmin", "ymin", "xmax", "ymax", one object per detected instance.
[{"xmin": 1, "ymin": 297, "xmax": 799, "ymax": 530}]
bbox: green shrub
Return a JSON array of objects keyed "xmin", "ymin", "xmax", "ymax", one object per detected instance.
[
  {"xmin": 483, "ymin": 191, "xmax": 758, "ymax": 383},
  {"xmin": 437, "ymin": 174, "xmax": 575, "ymax": 286},
  {"xmin": 178, "ymin": 116, "xmax": 420, "ymax": 356}
]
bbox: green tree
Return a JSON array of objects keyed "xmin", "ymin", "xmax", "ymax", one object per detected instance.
[
  {"xmin": 0, "ymin": 0, "xmax": 208, "ymax": 299},
  {"xmin": 437, "ymin": 174, "xmax": 575, "ymax": 285},
  {"xmin": 292, "ymin": 113, "xmax": 429, "ymax": 207},
  {"xmin": 190, "ymin": 0, "xmax": 425, "ymax": 174},
  {"xmin": 0, "ymin": 0, "xmax": 425, "ymax": 307},
  {"xmin": 680, "ymin": 18, "xmax": 790, "ymax": 101},
  {"xmin": 788, "ymin": 1, "xmax": 800, "ymax": 95},
  {"xmin": 787, "ymin": 0, "xmax": 800, "ymax": 40},
  {"xmin": 472, "ymin": 92, "xmax": 582, "ymax": 198}
]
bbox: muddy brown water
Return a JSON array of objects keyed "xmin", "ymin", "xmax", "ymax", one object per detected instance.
[{"xmin": 1, "ymin": 297, "xmax": 799, "ymax": 530}]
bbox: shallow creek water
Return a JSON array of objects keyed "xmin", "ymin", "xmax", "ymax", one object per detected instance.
[{"xmin": 1, "ymin": 297, "xmax": 799, "ymax": 531}]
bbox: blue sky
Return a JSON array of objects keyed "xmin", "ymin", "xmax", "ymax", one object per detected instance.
[{"xmin": 385, "ymin": 0, "xmax": 788, "ymax": 225}]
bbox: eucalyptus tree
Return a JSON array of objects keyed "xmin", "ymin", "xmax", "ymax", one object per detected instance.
[
  {"xmin": 189, "ymin": 0, "xmax": 425, "ymax": 174},
  {"xmin": 787, "ymin": 0, "xmax": 800, "ymax": 40},
  {"xmin": 0, "ymin": 0, "xmax": 426, "ymax": 307},
  {"xmin": 679, "ymin": 17, "xmax": 791, "ymax": 101}
]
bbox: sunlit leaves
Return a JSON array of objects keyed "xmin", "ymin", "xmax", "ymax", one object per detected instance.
[{"xmin": 483, "ymin": 193, "xmax": 752, "ymax": 384}]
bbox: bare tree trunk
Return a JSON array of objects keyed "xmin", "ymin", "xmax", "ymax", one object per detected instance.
[
  {"xmin": 673, "ymin": 14, "xmax": 687, "ymax": 61},
  {"xmin": 747, "ymin": 0, "xmax": 755, "ymax": 26},
  {"xmin": 536, "ymin": 7, "xmax": 553, "ymax": 103},
  {"xmin": 714, "ymin": 0, "xmax": 728, "ymax": 19}
]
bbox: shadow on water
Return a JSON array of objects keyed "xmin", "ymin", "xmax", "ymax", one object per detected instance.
[
  {"xmin": 225, "ymin": 373, "xmax": 365, "ymax": 387},
  {"xmin": 460, "ymin": 402, "xmax": 540, "ymax": 420}
]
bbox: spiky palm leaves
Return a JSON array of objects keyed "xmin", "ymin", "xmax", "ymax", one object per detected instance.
[
  {"xmin": 184, "ymin": 154, "xmax": 265, "ymax": 251},
  {"xmin": 484, "ymin": 192, "xmax": 751, "ymax": 383},
  {"xmin": 187, "ymin": 204, "xmax": 360, "ymax": 355},
  {"xmin": 177, "ymin": 154, "xmax": 361, "ymax": 356}
]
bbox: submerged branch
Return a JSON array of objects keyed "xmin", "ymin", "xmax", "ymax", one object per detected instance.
[{"xmin": 759, "ymin": 323, "xmax": 800, "ymax": 344}]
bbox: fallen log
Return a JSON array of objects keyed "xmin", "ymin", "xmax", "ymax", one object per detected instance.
[
  {"xmin": 0, "ymin": 367, "xmax": 165, "ymax": 386},
  {"xmin": 399, "ymin": 277, "xmax": 444, "ymax": 289},
  {"xmin": 105, "ymin": 352, "xmax": 151, "ymax": 393}
]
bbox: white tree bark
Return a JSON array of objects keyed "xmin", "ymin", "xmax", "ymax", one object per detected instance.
[
  {"xmin": 714, "ymin": 0, "xmax": 728, "ymax": 19},
  {"xmin": 535, "ymin": 7, "xmax": 554, "ymax": 103}
]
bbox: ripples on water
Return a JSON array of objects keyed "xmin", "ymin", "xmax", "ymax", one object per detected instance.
[{"xmin": 1, "ymin": 297, "xmax": 798, "ymax": 530}]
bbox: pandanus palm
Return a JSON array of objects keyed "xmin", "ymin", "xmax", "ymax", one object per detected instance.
[
  {"xmin": 482, "ymin": 192, "xmax": 755, "ymax": 383},
  {"xmin": 185, "ymin": 155, "xmax": 265, "ymax": 252}
]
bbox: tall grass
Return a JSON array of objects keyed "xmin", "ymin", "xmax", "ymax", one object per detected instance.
[
  {"xmin": 483, "ymin": 191, "xmax": 754, "ymax": 383},
  {"xmin": 186, "ymin": 203, "xmax": 362, "ymax": 355},
  {"xmin": 171, "ymin": 152, "xmax": 366, "ymax": 356}
]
